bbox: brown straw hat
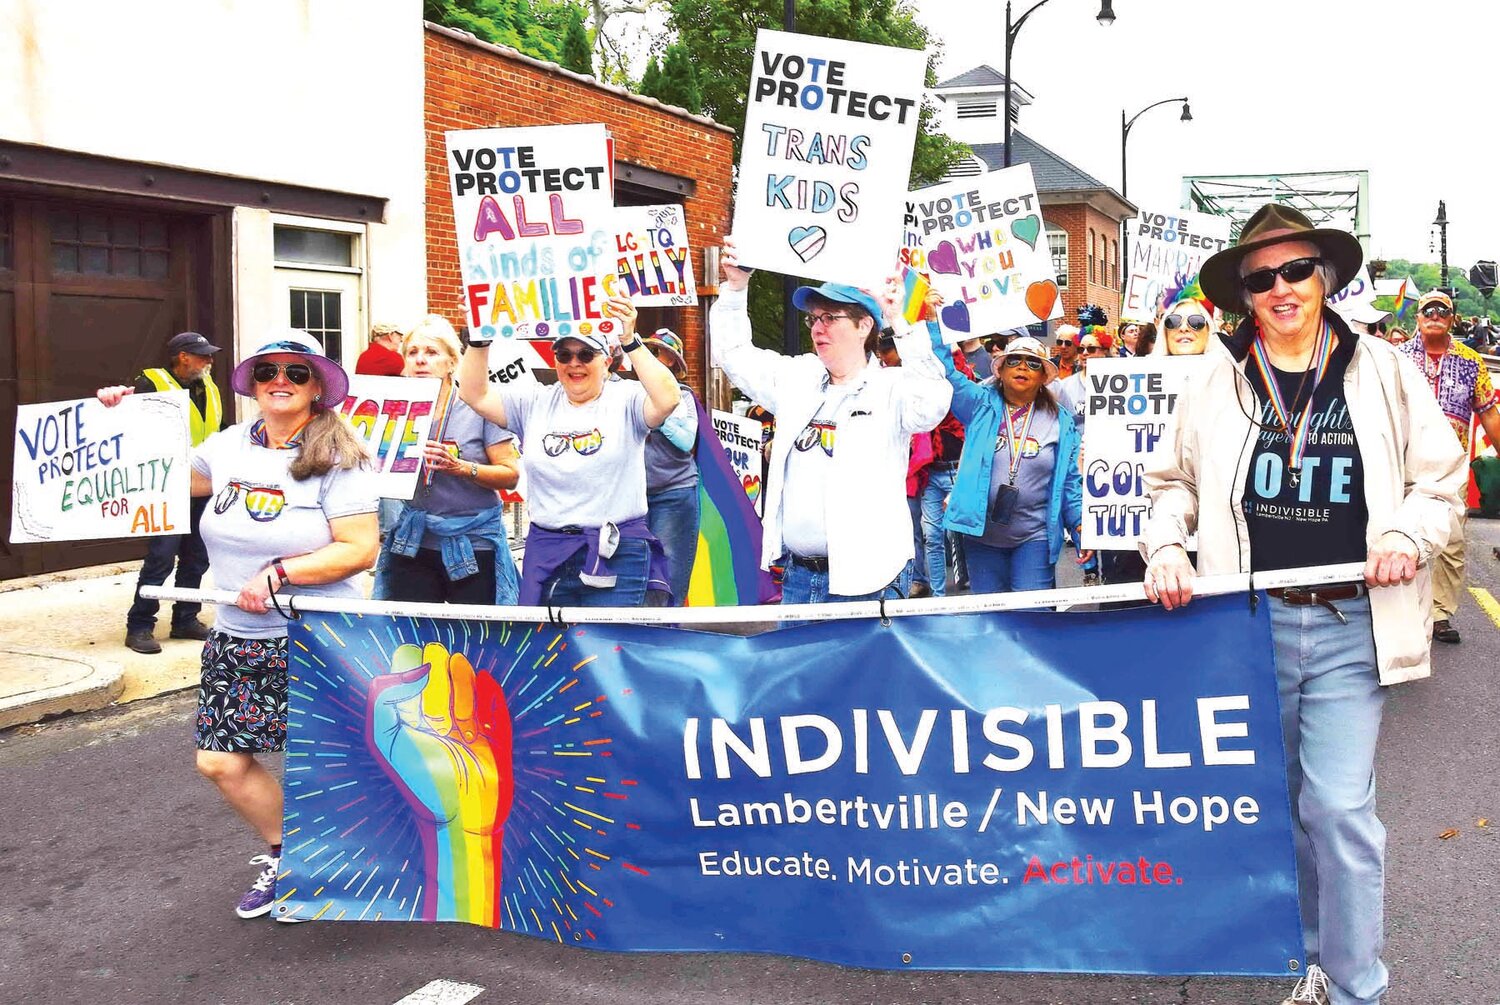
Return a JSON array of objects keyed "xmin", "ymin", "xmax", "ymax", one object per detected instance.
[{"xmin": 1198, "ymin": 203, "xmax": 1363, "ymax": 311}]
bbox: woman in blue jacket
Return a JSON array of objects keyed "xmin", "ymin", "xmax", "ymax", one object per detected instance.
[{"xmin": 929, "ymin": 324, "xmax": 1089, "ymax": 593}]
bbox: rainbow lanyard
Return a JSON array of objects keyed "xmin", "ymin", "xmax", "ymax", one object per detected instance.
[
  {"xmin": 1248, "ymin": 320, "xmax": 1336, "ymax": 485},
  {"xmin": 249, "ymin": 416, "xmax": 311, "ymax": 449},
  {"xmin": 1000, "ymin": 401, "xmax": 1035, "ymax": 485}
]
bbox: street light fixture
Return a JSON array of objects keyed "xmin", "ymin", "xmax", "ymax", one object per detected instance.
[
  {"xmin": 1433, "ymin": 200, "xmax": 1449, "ymax": 290},
  {"xmin": 1003, "ymin": 1, "xmax": 1117, "ymax": 167},
  {"xmin": 1120, "ymin": 97, "xmax": 1192, "ymax": 200}
]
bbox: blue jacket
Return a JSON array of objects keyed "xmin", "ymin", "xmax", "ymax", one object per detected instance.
[
  {"xmin": 374, "ymin": 504, "xmax": 519, "ymax": 605},
  {"xmin": 929, "ymin": 323, "xmax": 1084, "ymax": 564}
]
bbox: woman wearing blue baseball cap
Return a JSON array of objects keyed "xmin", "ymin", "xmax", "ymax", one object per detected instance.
[
  {"xmin": 456, "ymin": 294, "xmax": 683, "ymax": 606},
  {"xmin": 710, "ymin": 237, "xmax": 952, "ymax": 605}
]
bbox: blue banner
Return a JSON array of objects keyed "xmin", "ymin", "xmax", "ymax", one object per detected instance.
[{"xmin": 280, "ymin": 594, "xmax": 1302, "ymax": 976}]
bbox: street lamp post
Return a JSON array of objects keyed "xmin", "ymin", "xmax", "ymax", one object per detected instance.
[
  {"xmin": 1002, "ymin": 0, "xmax": 1116, "ymax": 168},
  {"xmin": 1433, "ymin": 200, "xmax": 1449, "ymax": 291},
  {"xmin": 1119, "ymin": 97, "xmax": 1191, "ymax": 302}
]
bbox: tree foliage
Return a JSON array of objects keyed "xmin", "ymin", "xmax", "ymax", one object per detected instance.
[
  {"xmin": 653, "ymin": 43, "xmax": 703, "ymax": 113},
  {"xmin": 639, "ymin": 54, "xmax": 664, "ymax": 98},
  {"xmin": 424, "ymin": 0, "xmax": 582, "ymax": 65},
  {"xmin": 559, "ymin": 5, "xmax": 594, "ymax": 75},
  {"xmin": 1376, "ymin": 258, "xmax": 1500, "ymax": 326}
]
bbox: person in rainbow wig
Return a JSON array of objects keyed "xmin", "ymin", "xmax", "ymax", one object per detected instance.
[{"xmin": 1154, "ymin": 271, "xmax": 1218, "ymax": 357}]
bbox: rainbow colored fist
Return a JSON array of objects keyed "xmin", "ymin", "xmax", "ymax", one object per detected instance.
[{"xmin": 367, "ymin": 641, "xmax": 513, "ymax": 926}]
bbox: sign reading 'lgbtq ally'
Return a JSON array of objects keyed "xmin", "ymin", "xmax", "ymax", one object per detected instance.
[
  {"xmin": 904, "ymin": 164, "xmax": 1062, "ymax": 344},
  {"xmin": 601, "ymin": 204, "xmax": 697, "ymax": 307},
  {"xmin": 733, "ymin": 29, "xmax": 925, "ymax": 283}
]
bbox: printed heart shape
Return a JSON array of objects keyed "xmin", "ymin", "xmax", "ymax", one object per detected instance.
[
  {"xmin": 927, "ymin": 240, "xmax": 962, "ymax": 276},
  {"xmin": 787, "ymin": 225, "xmax": 827, "ymax": 263},
  {"xmin": 940, "ymin": 300, "xmax": 971, "ymax": 333},
  {"xmin": 1011, "ymin": 214, "xmax": 1042, "ymax": 250},
  {"xmin": 742, "ymin": 474, "xmax": 762, "ymax": 501},
  {"xmin": 1025, "ymin": 280, "xmax": 1059, "ymax": 320}
]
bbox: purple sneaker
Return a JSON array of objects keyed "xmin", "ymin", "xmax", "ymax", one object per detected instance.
[{"xmin": 234, "ymin": 854, "xmax": 279, "ymax": 919}]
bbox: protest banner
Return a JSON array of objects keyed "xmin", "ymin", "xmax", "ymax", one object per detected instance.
[
  {"xmin": 10, "ymin": 391, "xmax": 190, "ymax": 544},
  {"xmin": 447, "ymin": 123, "xmax": 622, "ymax": 388},
  {"xmin": 1121, "ymin": 208, "xmax": 1233, "ymax": 323},
  {"xmin": 710, "ymin": 409, "xmax": 765, "ymax": 517},
  {"xmin": 904, "ymin": 164, "xmax": 1061, "ymax": 344},
  {"xmin": 602, "ymin": 205, "xmax": 697, "ymax": 307},
  {"xmin": 732, "ymin": 29, "xmax": 925, "ymax": 283},
  {"xmin": 1080, "ymin": 356, "xmax": 1211, "ymax": 550},
  {"xmin": 337, "ymin": 375, "xmax": 442, "ymax": 500},
  {"xmin": 278, "ymin": 594, "xmax": 1301, "ymax": 975}
]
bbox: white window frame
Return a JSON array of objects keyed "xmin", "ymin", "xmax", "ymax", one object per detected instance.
[{"xmin": 1048, "ymin": 227, "xmax": 1069, "ymax": 290}]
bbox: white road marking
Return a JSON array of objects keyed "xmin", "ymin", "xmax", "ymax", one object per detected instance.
[{"xmin": 393, "ymin": 979, "xmax": 485, "ymax": 1005}]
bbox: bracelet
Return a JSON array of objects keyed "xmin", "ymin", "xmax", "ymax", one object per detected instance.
[
  {"xmin": 460, "ymin": 326, "xmax": 493, "ymax": 349},
  {"xmin": 469, "ymin": 462, "xmax": 479, "ymax": 479},
  {"xmin": 621, "ymin": 336, "xmax": 644, "ymax": 353},
  {"xmin": 270, "ymin": 558, "xmax": 291, "ymax": 587}
]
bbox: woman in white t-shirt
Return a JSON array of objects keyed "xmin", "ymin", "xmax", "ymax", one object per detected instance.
[{"xmin": 456, "ymin": 295, "xmax": 682, "ymax": 606}]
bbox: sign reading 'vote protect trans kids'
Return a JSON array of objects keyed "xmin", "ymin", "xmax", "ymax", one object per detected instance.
[
  {"xmin": 279, "ymin": 597, "xmax": 1302, "ymax": 976},
  {"xmin": 733, "ymin": 29, "xmax": 925, "ymax": 284}
]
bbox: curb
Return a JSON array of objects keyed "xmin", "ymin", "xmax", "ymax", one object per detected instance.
[{"xmin": 0, "ymin": 646, "xmax": 126, "ymax": 731}]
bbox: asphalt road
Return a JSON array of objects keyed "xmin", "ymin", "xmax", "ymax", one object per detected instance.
[{"xmin": 2, "ymin": 524, "xmax": 1497, "ymax": 1005}]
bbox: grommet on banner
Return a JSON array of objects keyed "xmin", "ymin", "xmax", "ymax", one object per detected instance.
[
  {"xmin": 1288, "ymin": 959, "xmax": 1301, "ymax": 972},
  {"xmin": 901, "ymin": 952, "xmax": 912, "ymax": 965}
]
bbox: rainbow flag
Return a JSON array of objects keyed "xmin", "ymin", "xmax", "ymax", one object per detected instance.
[
  {"xmin": 1393, "ymin": 279, "xmax": 1412, "ymax": 324},
  {"xmin": 902, "ymin": 268, "xmax": 931, "ymax": 324},
  {"xmin": 685, "ymin": 398, "xmax": 777, "ymax": 606}
]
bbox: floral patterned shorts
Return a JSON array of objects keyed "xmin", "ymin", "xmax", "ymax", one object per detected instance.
[{"xmin": 195, "ymin": 631, "xmax": 289, "ymax": 753}]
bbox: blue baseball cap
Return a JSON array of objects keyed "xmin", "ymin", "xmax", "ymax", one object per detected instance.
[{"xmin": 791, "ymin": 283, "xmax": 883, "ymax": 327}]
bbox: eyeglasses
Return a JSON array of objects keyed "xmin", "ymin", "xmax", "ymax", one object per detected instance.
[
  {"xmin": 1082, "ymin": 344, "xmax": 1108, "ymax": 354},
  {"xmin": 554, "ymin": 346, "xmax": 600, "ymax": 365},
  {"xmin": 251, "ymin": 362, "xmax": 313, "ymax": 385},
  {"xmin": 1420, "ymin": 305, "xmax": 1453, "ymax": 319},
  {"xmin": 803, "ymin": 311, "xmax": 852, "ymax": 329},
  {"xmin": 1241, "ymin": 256, "xmax": 1323, "ymax": 294},
  {"xmin": 1002, "ymin": 355, "xmax": 1045, "ymax": 372},
  {"xmin": 1164, "ymin": 314, "xmax": 1211, "ymax": 332}
]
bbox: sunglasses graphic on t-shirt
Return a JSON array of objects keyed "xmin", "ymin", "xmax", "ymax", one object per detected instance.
[
  {"xmin": 542, "ymin": 428, "xmax": 604, "ymax": 457},
  {"xmin": 213, "ymin": 481, "xmax": 286, "ymax": 522},
  {"xmin": 793, "ymin": 420, "xmax": 837, "ymax": 457}
]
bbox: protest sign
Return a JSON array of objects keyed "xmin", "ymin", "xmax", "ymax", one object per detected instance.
[
  {"xmin": 602, "ymin": 204, "xmax": 697, "ymax": 306},
  {"xmin": 711, "ymin": 409, "xmax": 765, "ymax": 517},
  {"xmin": 1121, "ymin": 208, "xmax": 1233, "ymax": 323},
  {"xmin": 1327, "ymin": 265, "xmax": 1375, "ymax": 310},
  {"xmin": 904, "ymin": 164, "xmax": 1061, "ymax": 344},
  {"xmin": 1080, "ymin": 356, "xmax": 1211, "ymax": 550},
  {"xmin": 732, "ymin": 29, "xmax": 925, "ymax": 283},
  {"xmin": 11, "ymin": 391, "xmax": 190, "ymax": 544},
  {"xmin": 337, "ymin": 376, "xmax": 442, "ymax": 500},
  {"xmin": 280, "ymin": 595, "xmax": 1302, "ymax": 975}
]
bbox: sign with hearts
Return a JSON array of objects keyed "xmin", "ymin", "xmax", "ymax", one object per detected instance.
[
  {"xmin": 732, "ymin": 29, "xmax": 926, "ymax": 284},
  {"xmin": 711, "ymin": 409, "xmax": 767, "ymax": 517},
  {"xmin": 1120, "ymin": 206, "xmax": 1233, "ymax": 323},
  {"xmin": 901, "ymin": 163, "xmax": 1063, "ymax": 344}
]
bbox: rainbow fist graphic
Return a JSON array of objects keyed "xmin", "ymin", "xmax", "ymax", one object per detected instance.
[{"xmin": 367, "ymin": 642, "xmax": 513, "ymax": 925}]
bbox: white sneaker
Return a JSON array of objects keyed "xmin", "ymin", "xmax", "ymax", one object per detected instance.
[{"xmin": 1280, "ymin": 964, "xmax": 1330, "ymax": 1005}]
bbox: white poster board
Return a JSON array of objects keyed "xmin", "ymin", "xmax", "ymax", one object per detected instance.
[
  {"xmin": 904, "ymin": 163, "xmax": 1061, "ymax": 343},
  {"xmin": 732, "ymin": 29, "xmax": 925, "ymax": 283},
  {"xmin": 1120, "ymin": 208, "xmax": 1233, "ymax": 323},
  {"xmin": 602, "ymin": 204, "xmax": 697, "ymax": 306},
  {"xmin": 1080, "ymin": 356, "xmax": 1211, "ymax": 550},
  {"xmin": 711, "ymin": 409, "xmax": 766, "ymax": 517},
  {"xmin": 447, "ymin": 124, "xmax": 618, "ymax": 349},
  {"xmin": 1327, "ymin": 265, "xmax": 1375, "ymax": 309},
  {"xmin": 337, "ymin": 375, "xmax": 442, "ymax": 500},
  {"xmin": 10, "ymin": 391, "xmax": 191, "ymax": 544}
]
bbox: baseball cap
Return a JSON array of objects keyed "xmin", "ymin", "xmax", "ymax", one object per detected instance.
[
  {"xmin": 1417, "ymin": 289, "xmax": 1453, "ymax": 311},
  {"xmin": 791, "ymin": 283, "xmax": 883, "ymax": 326},
  {"xmin": 166, "ymin": 331, "xmax": 222, "ymax": 356}
]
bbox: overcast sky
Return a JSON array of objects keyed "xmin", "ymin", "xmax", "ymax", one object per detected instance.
[{"xmin": 915, "ymin": 0, "xmax": 1492, "ymax": 267}]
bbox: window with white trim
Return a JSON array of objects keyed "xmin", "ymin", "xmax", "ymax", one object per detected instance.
[{"xmin": 1048, "ymin": 228, "xmax": 1068, "ymax": 289}]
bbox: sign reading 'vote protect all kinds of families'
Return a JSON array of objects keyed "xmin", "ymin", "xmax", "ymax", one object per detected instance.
[
  {"xmin": 1080, "ymin": 356, "xmax": 1210, "ymax": 550},
  {"xmin": 10, "ymin": 391, "xmax": 191, "ymax": 544},
  {"xmin": 279, "ymin": 598, "xmax": 1302, "ymax": 975},
  {"xmin": 602, "ymin": 204, "xmax": 697, "ymax": 307},
  {"xmin": 337, "ymin": 375, "xmax": 442, "ymax": 501},
  {"xmin": 1120, "ymin": 207, "xmax": 1233, "ymax": 323},
  {"xmin": 733, "ymin": 29, "xmax": 925, "ymax": 283},
  {"xmin": 904, "ymin": 164, "xmax": 1062, "ymax": 343}
]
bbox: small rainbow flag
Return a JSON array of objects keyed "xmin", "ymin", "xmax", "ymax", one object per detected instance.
[
  {"xmin": 686, "ymin": 398, "xmax": 777, "ymax": 606},
  {"xmin": 902, "ymin": 268, "xmax": 931, "ymax": 324},
  {"xmin": 1393, "ymin": 278, "xmax": 1411, "ymax": 324}
]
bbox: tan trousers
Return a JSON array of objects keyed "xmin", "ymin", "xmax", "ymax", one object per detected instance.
[{"xmin": 1432, "ymin": 510, "xmax": 1466, "ymax": 620}]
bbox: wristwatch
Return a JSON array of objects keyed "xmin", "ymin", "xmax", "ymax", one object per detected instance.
[
  {"xmin": 460, "ymin": 326, "xmax": 493, "ymax": 349},
  {"xmin": 621, "ymin": 336, "xmax": 644, "ymax": 353},
  {"xmin": 469, "ymin": 462, "xmax": 479, "ymax": 479}
]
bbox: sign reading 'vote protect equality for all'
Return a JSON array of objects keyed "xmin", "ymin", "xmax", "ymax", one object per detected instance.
[
  {"xmin": 904, "ymin": 163, "xmax": 1062, "ymax": 344},
  {"xmin": 337, "ymin": 375, "xmax": 441, "ymax": 501},
  {"xmin": 1120, "ymin": 207, "xmax": 1232, "ymax": 323},
  {"xmin": 279, "ymin": 598, "xmax": 1302, "ymax": 976},
  {"xmin": 602, "ymin": 204, "xmax": 697, "ymax": 307},
  {"xmin": 10, "ymin": 391, "xmax": 191, "ymax": 544},
  {"xmin": 733, "ymin": 29, "xmax": 925, "ymax": 284}
]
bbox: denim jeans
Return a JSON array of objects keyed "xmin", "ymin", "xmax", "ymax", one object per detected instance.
[
  {"xmin": 127, "ymin": 495, "xmax": 210, "ymax": 632},
  {"xmin": 918, "ymin": 467, "xmax": 956, "ymax": 596},
  {"xmin": 962, "ymin": 536, "xmax": 1054, "ymax": 595},
  {"xmin": 780, "ymin": 559, "xmax": 913, "ymax": 605},
  {"xmin": 647, "ymin": 483, "xmax": 701, "ymax": 607},
  {"xmin": 1270, "ymin": 592, "xmax": 1387, "ymax": 1005},
  {"xmin": 907, "ymin": 495, "xmax": 927, "ymax": 585},
  {"xmin": 541, "ymin": 538, "xmax": 651, "ymax": 607}
]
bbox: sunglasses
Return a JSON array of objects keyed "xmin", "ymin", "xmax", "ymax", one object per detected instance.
[
  {"xmin": 1082, "ymin": 344, "xmax": 1108, "ymax": 354},
  {"xmin": 1003, "ymin": 355, "xmax": 1045, "ymax": 372},
  {"xmin": 554, "ymin": 346, "xmax": 600, "ymax": 365},
  {"xmin": 1420, "ymin": 305, "xmax": 1453, "ymax": 319},
  {"xmin": 1241, "ymin": 256, "xmax": 1322, "ymax": 294},
  {"xmin": 251, "ymin": 362, "xmax": 313, "ymax": 385},
  {"xmin": 1164, "ymin": 314, "xmax": 1211, "ymax": 332},
  {"xmin": 804, "ymin": 311, "xmax": 852, "ymax": 329}
]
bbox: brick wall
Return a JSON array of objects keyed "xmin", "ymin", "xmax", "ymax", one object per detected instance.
[
  {"xmin": 423, "ymin": 25, "xmax": 736, "ymax": 394},
  {"xmin": 1042, "ymin": 201, "xmax": 1124, "ymax": 328}
]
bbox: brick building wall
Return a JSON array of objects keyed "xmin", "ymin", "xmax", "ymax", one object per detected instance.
[
  {"xmin": 423, "ymin": 23, "xmax": 736, "ymax": 393},
  {"xmin": 1042, "ymin": 202, "xmax": 1125, "ymax": 328}
]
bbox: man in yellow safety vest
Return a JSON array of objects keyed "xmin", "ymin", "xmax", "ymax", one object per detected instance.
[{"xmin": 125, "ymin": 331, "xmax": 225, "ymax": 654}]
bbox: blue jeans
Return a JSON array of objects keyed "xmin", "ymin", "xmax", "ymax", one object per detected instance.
[
  {"xmin": 127, "ymin": 495, "xmax": 210, "ymax": 632},
  {"xmin": 962, "ymin": 536, "xmax": 1054, "ymax": 595},
  {"xmin": 907, "ymin": 495, "xmax": 926, "ymax": 585},
  {"xmin": 780, "ymin": 559, "xmax": 913, "ymax": 605},
  {"xmin": 919, "ymin": 467, "xmax": 955, "ymax": 596},
  {"xmin": 541, "ymin": 538, "xmax": 652, "ymax": 608},
  {"xmin": 1271, "ymin": 592, "xmax": 1387, "ymax": 1005},
  {"xmin": 647, "ymin": 484, "xmax": 701, "ymax": 607}
]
